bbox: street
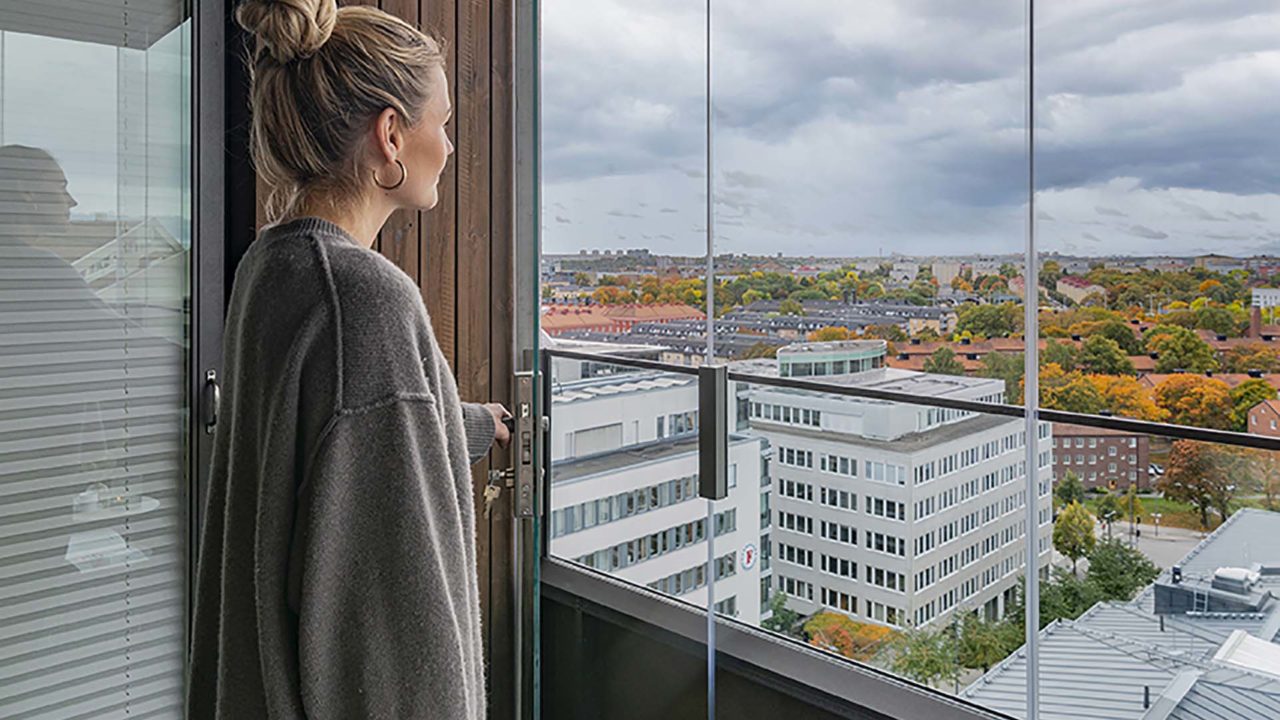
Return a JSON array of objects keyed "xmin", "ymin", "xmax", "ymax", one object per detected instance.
[{"xmin": 1053, "ymin": 520, "xmax": 1204, "ymax": 574}]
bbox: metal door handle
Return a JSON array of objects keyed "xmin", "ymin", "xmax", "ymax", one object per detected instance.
[{"xmin": 202, "ymin": 370, "xmax": 221, "ymax": 434}]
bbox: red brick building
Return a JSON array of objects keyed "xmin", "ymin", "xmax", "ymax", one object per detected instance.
[
  {"xmin": 1248, "ymin": 400, "xmax": 1280, "ymax": 438},
  {"xmin": 1052, "ymin": 423, "xmax": 1151, "ymax": 491}
]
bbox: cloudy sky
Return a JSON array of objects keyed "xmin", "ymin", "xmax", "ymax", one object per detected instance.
[{"xmin": 541, "ymin": 0, "xmax": 1280, "ymax": 258}]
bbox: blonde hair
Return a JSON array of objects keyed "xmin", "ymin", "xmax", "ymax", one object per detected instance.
[{"xmin": 236, "ymin": 0, "xmax": 444, "ymax": 221}]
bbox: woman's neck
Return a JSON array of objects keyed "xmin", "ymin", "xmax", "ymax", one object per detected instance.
[{"xmin": 290, "ymin": 195, "xmax": 394, "ymax": 249}]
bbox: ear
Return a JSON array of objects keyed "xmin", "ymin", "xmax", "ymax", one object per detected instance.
[{"xmin": 373, "ymin": 107, "xmax": 403, "ymax": 164}]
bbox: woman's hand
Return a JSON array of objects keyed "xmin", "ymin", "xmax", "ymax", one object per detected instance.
[{"xmin": 484, "ymin": 403, "xmax": 513, "ymax": 449}]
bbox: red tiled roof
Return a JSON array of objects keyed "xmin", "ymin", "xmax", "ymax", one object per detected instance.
[
  {"xmin": 1052, "ymin": 422, "xmax": 1142, "ymax": 437},
  {"xmin": 1251, "ymin": 399, "xmax": 1280, "ymax": 415},
  {"xmin": 599, "ymin": 304, "xmax": 706, "ymax": 322},
  {"xmin": 1138, "ymin": 373, "xmax": 1280, "ymax": 391}
]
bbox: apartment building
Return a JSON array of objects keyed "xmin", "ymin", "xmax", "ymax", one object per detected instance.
[
  {"xmin": 739, "ymin": 341, "xmax": 1054, "ymax": 629},
  {"xmin": 1052, "ymin": 423, "xmax": 1151, "ymax": 490}
]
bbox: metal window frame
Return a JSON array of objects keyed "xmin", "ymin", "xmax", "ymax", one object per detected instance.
[{"xmin": 188, "ymin": 0, "xmax": 226, "ymax": 681}]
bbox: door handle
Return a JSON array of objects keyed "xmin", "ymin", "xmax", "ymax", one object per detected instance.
[{"xmin": 202, "ymin": 369, "xmax": 221, "ymax": 434}]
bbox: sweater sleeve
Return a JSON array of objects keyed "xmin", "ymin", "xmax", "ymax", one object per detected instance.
[
  {"xmin": 460, "ymin": 402, "xmax": 497, "ymax": 463},
  {"xmin": 290, "ymin": 397, "xmax": 485, "ymax": 720}
]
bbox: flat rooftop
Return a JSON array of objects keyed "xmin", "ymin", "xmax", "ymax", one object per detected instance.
[{"xmin": 731, "ymin": 358, "xmax": 1005, "ymax": 399}]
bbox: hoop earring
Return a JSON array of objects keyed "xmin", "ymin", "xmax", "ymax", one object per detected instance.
[{"xmin": 374, "ymin": 159, "xmax": 407, "ymax": 190}]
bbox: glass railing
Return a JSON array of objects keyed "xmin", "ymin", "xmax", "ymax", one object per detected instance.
[{"xmin": 542, "ymin": 345, "xmax": 1280, "ymax": 719}]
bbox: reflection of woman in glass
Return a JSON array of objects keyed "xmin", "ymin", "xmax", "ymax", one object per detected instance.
[
  {"xmin": 189, "ymin": 2, "xmax": 506, "ymax": 718},
  {"xmin": 0, "ymin": 144, "xmax": 79, "ymax": 267},
  {"xmin": 0, "ymin": 144, "xmax": 157, "ymax": 571}
]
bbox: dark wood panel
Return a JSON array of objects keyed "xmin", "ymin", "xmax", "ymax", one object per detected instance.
[
  {"xmin": 420, "ymin": 0, "xmax": 459, "ymax": 369},
  {"xmin": 455, "ymin": 0, "xmax": 496, "ymax": 707},
  {"xmin": 487, "ymin": 0, "xmax": 516, "ymax": 715}
]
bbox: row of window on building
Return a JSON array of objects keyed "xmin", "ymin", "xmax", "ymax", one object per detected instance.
[
  {"xmin": 647, "ymin": 552, "xmax": 737, "ymax": 597},
  {"xmin": 550, "ymin": 474, "xmax": 698, "ymax": 538},
  {"xmin": 750, "ymin": 402, "xmax": 822, "ymax": 428},
  {"xmin": 777, "ymin": 575, "xmax": 904, "ymax": 628},
  {"xmin": 776, "ymin": 445, "xmax": 907, "ymax": 486},
  {"xmin": 656, "ymin": 410, "xmax": 699, "ymax": 439},
  {"xmin": 573, "ymin": 510, "xmax": 737, "ymax": 572}
]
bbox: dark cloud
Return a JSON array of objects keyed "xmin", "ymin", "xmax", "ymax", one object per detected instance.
[
  {"xmin": 542, "ymin": 0, "xmax": 1280, "ymax": 255},
  {"xmin": 1126, "ymin": 224, "xmax": 1169, "ymax": 239},
  {"xmin": 1227, "ymin": 210, "xmax": 1267, "ymax": 221},
  {"xmin": 555, "ymin": 215, "xmax": 572, "ymax": 224}
]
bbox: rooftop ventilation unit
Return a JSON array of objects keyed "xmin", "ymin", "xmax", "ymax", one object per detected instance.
[{"xmin": 1213, "ymin": 567, "xmax": 1261, "ymax": 595}]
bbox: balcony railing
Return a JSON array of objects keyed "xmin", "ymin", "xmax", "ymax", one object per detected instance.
[{"xmin": 539, "ymin": 345, "xmax": 1280, "ymax": 720}]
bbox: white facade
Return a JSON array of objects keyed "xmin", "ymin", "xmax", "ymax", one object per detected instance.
[
  {"xmin": 548, "ymin": 370, "xmax": 766, "ymax": 623},
  {"xmin": 747, "ymin": 367, "xmax": 1054, "ymax": 629}
]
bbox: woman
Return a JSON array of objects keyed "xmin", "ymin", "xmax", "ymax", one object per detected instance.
[{"xmin": 188, "ymin": 1, "xmax": 506, "ymax": 718}]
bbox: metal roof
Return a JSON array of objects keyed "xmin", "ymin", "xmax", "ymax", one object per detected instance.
[
  {"xmin": 962, "ymin": 621, "xmax": 1194, "ymax": 719},
  {"xmin": 962, "ymin": 509, "xmax": 1280, "ymax": 720}
]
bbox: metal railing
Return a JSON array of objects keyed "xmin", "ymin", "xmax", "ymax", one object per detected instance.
[{"xmin": 544, "ymin": 346, "xmax": 1280, "ymax": 452}]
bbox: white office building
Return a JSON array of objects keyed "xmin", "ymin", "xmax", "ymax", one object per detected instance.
[
  {"xmin": 738, "ymin": 341, "xmax": 1054, "ymax": 629},
  {"xmin": 547, "ymin": 367, "xmax": 766, "ymax": 623}
]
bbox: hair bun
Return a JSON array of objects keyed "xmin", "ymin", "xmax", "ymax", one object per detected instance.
[{"xmin": 237, "ymin": 0, "xmax": 337, "ymax": 64}]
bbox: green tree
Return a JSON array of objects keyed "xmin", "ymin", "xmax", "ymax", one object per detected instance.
[
  {"xmin": 979, "ymin": 351, "xmax": 1025, "ymax": 404},
  {"xmin": 1054, "ymin": 501, "xmax": 1097, "ymax": 575},
  {"xmin": 1055, "ymin": 470, "xmax": 1085, "ymax": 508},
  {"xmin": 957, "ymin": 303, "xmax": 1021, "ymax": 339},
  {"xmin": 1040, "ymin": 260, "xmax": 1063, "ymax": 290},
  {"xmin": 923, "ymin": 346, "xmax": 966, "ymax": 376},
  {"xmin": 1086, "ymin": 539, "xmax": 1160, "ymax": 601},
  {"xmin": 778, "ymin": 298, "xmax": 805, "ymax": 316},
  {"xmin": 740, "ymin": 288, "xmax": 764, "ymax": 306},
  {"xmin": 1146, "ymin": 325, "xmax": 1218, "ymax": 373},
  {"xmin": 572, "ymin": 271, "xmax": 593, "ymax": 286},
  {"xmin": 1094, "ymin": 320, "xmax": 1143, "ymax": 354},
  {"xmin": 1042, "ymin": 339, "xmax": 1078, "ymax": 371},
  {"xmin": 1095, "ymin": 492, "xmax": 1124, "ymax": 538},
  {"xmin": 1122, "ymin": 483, "xmax": 1145, "ymax": 521},
  {"xmin": 761, "ymin": 592, "xmax": 802, "ymax": 635},
  {"xmin": 957, "ymin": 612, "xmax": 1014, "ymax": 673},
  {"xmin": 1076, "ymin": 336, "xmax": 1135, "ymax": 376},
  {"xmin": 1230, "ymin": 378, "xmax": 1277, "ymax": 432},
  {"xmin": 1194, "ymin": 305, "xmax": 1242, "ymax": 336},
  {"xmin": 1041, "ymin": 371, "xmax": 1107, "ymax": 415},
  {"xmin": 1038, "ymin": 568, "xmax": 1105, "ymax": 626},
  {"xmin": 888, "ymin": 627, "xmax": 961, "ymax": 689}
]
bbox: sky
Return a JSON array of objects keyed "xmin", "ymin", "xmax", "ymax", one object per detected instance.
[{"xmin": 540, "ymin": 0, "xmax": 1280, "ymax": 259}]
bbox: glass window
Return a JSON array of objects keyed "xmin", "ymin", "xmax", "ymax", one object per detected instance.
[{"xmin": 0, "ymin": 7, "xmax": 192, "ymax": 716}]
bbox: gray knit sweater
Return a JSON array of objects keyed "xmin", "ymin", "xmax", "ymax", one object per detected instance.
[{"xmin": 188, "ymin": 217, "xmax": 493, "ymax": 719}]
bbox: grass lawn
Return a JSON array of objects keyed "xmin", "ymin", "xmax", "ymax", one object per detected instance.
[{"xmin": 1077, "ymin": 494, "xmax": 1278, "ymax": 532}]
